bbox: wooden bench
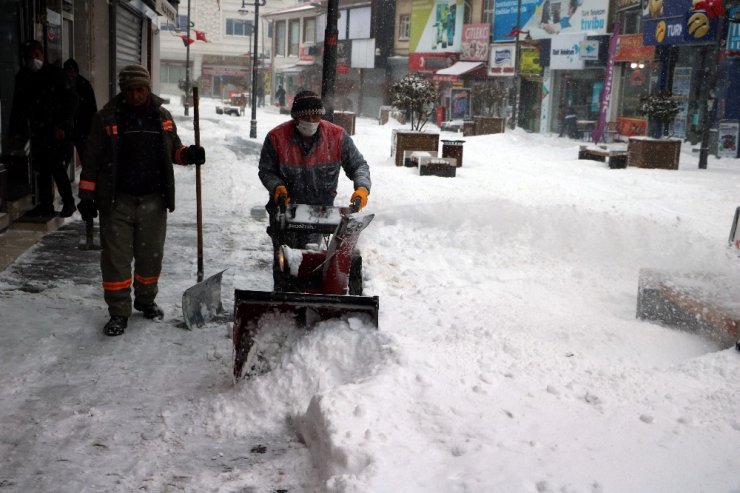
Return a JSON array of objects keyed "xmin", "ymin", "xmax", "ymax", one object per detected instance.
[{"xmin": 578, "ymin": 145, "xmax": 628, "ymax": 169}]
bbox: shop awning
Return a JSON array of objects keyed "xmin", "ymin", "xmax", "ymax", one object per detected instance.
[
  {"xmin": 433, "ymin": 62, "xmax": 485, "ymax": 81},
  {"xmin": 276, "ymin": 63, "xmax": 317, "ymax": 73}
]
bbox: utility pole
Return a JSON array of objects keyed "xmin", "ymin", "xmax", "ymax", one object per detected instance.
[
  {"xmin": 698, "ymin": 16, "xmax": 726, "ymax": 169},
  {"xmin": 321, "ymin": 0, "xmax": 340, "ymax": 122},
  {"xmin": 250, "ymin": 0, "xmax": 265, "ymax": 138},
  {"xmin": 509, "ymin": 0, "xmax": 522, "ymax": 130}
]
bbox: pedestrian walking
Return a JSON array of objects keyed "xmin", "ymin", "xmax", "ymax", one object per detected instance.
[
  {"xmin": 258, "ymin": 90, "xmax": 371, "ymax": 290},
  {"xmin": 275, "ymin": 84, "xmax": 286, "ymax": 108},
  {"xmin": 63, "ymin": 58, "xmax": 97, "ymax": 165},
  {"xmin": 77, "ymin": 65, "xmax": 206, "ymax": 336},
  {"xmin": 9, "ymin": 39, "xmax": 78, "ymax": 218}
]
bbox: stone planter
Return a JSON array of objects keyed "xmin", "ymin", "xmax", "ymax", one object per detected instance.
[
  {"xmin": 627, "ymin": 137, "xmax": 681, "ymax": 169},
  {"xmin": 474, "ymin": 116, "xmax": 506, "ymax": 135},
  {"xmin": 392, "ymin": 130, "xmax": 440, "ymax": 167},
  {"xmin": 333, "ymin": 111, "xmax": 356, "ymax": 135}
]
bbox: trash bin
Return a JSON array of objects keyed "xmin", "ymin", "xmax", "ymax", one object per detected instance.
[
  {"xmin": 441, "ymin": 139, "xmax": 465, "ymax": 167},
  {"xmin": 436, "ymin": 106, "xmax": 446, "ymax": 127}
]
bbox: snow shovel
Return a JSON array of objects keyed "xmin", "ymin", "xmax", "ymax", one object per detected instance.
[
  {"xmin": 78, "ymin": 218, "xmax": 101, "ymax": 251},
  {"xmin": 182, "ymin": 86, "xmax": 225, "ymax": 329}
]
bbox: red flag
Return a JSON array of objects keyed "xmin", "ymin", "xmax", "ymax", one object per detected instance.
[
  {"xmin": 194, "ymin": 30, "xmax": 208, "ymax": 42},
  {"xmin": 506, "ymin": 26, "xmax": 522, "ymax": 38},
  {"xmin": 179, "ymin": 34, "xmax": 195, "ymax": 46}
]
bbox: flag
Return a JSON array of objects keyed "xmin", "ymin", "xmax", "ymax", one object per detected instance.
[
  {"xmin": 179, "ymin": 34, "xmax": 195, "ymax": 46},
  {"xmin": 506, "ymin": 27, "xmax": 522, "ymax": 38},
  {"xmin": 194, "ymin": 30, "xmax": 208, "ymax": 42}
]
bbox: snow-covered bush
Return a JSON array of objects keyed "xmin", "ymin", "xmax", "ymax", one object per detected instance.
[
  {"xmin": 390, "ymin": 73, "xmax": 439, "ymax": 131},
  {"xmin": 472, "ymin": 81, "xmax": 508, "ymax": 117},
  {"xmin": 638, "ymin": 92, "xmax": 680, "ymax": 137}
]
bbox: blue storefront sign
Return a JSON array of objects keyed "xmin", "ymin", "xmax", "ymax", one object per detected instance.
[{"xmin": 642, "ymin": 0, "xmax": 717, "ymax": 45}]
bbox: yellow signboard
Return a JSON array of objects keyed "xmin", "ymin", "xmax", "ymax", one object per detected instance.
[{"xmin": 519, "ymin": 47, "xmax": 542, "ymax": 76}]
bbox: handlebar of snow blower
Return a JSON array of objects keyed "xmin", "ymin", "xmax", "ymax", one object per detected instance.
[{"xmin": 350, "ymin": 197, "xmax": 362, "ymax": 213}]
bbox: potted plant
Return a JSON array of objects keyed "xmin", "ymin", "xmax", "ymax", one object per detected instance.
[
  {"xmin": 638, "ymin": 92, "xmax": 680, "ymax": 139},
  {"xmin": 390, "ymin": 73, "xmax": 438, "ymax": 131},
  {"xmin": 389, "ymin": 73, "xmax": 440, "ymax": 166},
  {"xmin": 630, "ymin": 92, "xmax": 682, "ymax": 169},
  {"xmin": 471, "ymin": 81, "xmax": 508, "ymax": 135}
]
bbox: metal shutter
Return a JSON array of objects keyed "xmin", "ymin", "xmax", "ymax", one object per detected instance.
[{"xmin": 116, "ymin": 4, "xmax": 143, "ymax": 73}]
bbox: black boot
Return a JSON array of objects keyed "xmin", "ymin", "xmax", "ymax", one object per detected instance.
[
  {"xmin": 59, "ymin": 202, "xmax": 76, "ymax": 218},
  {"xmin": 103, "ymin": 316, "xmax": 128, "ymax": 336},
  {"xmin": 134, "ymin": 300, "xmax": 164, "ymax": 320}
]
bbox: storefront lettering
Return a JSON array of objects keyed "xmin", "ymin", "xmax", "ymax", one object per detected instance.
[
  {"xmin": 553, "ymin": 48, "xmax": 576, "ymax": 55},
  {"xmin": 581, "ymin": 17, "xmax": 605, "ymax": 30}
]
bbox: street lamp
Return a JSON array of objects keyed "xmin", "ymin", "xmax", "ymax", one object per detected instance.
[
  {"xmin": 240, "ymin": 0, "xmax": 266, "ymax": 138},
  {"xmin": 320, "ymin": 0, "xmax": 339, "ymax": 122}
]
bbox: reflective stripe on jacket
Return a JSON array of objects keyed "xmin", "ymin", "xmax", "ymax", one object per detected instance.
[{"xmin": 79, "ymin": 93, "xmax": 187, "ymax": 212}]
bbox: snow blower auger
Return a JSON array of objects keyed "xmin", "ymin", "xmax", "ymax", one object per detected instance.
[{"xmin": 232, "ymin": 201, "xmax": 379, "ymax": 380}]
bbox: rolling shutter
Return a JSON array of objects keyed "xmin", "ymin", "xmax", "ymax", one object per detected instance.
[{"xmin": 116, "ymin": 3, "xmax": 143, "ymax": 73}]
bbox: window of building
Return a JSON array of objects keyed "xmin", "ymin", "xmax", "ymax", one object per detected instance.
[
  {"xmin": 303, "ymin": 17, "xmax": 316, "ymax": 43},
  {"xmin": 483, "ymin": 0, "xmax": 494, "ymax": 30},
  {"xmin": 619, "ymin": 9, "xmax": 641, "ymax": 34},
  {"xmin": 162, "ymin": 14, "xmax": 189, "ymax": 31},
  {"xmin": 289, "ymin": 19, "xmax": 300, "ymax": 56},
  {"xmin": 226, "ymin": 18, "xmax": 253, "ymax": 37},
  {"xmin": 398, "ymin": 14, "xmax": 410, "ymax": 40},
  {"xmin": 160, "ymin": 62, "xmax": 188, "ymax": 84},
  {"xmin": 275, "ymin": 20, "xmax": 286, "ymax": 56}
]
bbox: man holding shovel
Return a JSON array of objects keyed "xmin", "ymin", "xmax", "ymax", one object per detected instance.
[{"xmin": 78, "ymin": 65, "xmax": 206, "ymax": 336}]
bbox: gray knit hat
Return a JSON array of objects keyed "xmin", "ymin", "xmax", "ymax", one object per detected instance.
[
  {"xmin": 291, "ymin": 90, "xmax": 325, "ymax": 119},
  {"xmin": 118, "ymin": 64, "xmax": 151, "ymax": 90}
]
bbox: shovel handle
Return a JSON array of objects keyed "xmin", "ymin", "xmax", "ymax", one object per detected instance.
[{"xmin": 194, "ymin": 87, "xmax": 204, "ymax": 283}]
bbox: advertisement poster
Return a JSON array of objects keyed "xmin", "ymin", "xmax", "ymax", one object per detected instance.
[
  {"xmin": 670, "ymin": 67, "xmax": 691, "ymax": 138},
  {"xmin": 493, "ymin": 0, "xmax": 608, "ymax": 41},
  {"xmin": 450, "ymin": 88, "xmax": 472, "ymax": 119},
  {"xmin": 718, "ymin": 120, "xmax": 739, "ymax": 158},
  {"xmin": 461, "ymin": 24, "xmax": 490, "ymax": 61},
  {"xmin": 642, "ymin": 0, "xmax": 717, "ymax": 45},
  {"xmin": 550, "ymin": 33, "xmax": 586, "ymax": 69},
  {"xmin": 410, "ymin": 0, "xmax": 465, "ymax": 53},
  {"xmin": 615, "ymin": 33, "xmax": 655, "ymax": 61},
  {"xmin": 489, "ymin": 43, "xmax": 516, "ymax": 76}
]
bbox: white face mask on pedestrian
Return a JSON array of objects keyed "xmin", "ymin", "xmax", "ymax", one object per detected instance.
[
  {"xmin": 28, "ymin": 58, "xmax": 43, "ymax": 72},
  {"xmin": 296, "ymin": 120, "xmax": 319, "ymax": 137}
]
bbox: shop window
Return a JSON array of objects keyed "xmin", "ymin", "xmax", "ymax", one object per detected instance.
[
  {"xmin": 289, "ymin": 19, "xmax": 300, "ymax": 56},
  {"xmin": 398, "ymin": 14, "xmax": 410, "ymax": 40},
  {"xmin": 620, "ymin": 10, "xmax": 641, "ymax": 35},
  {"xmin": 275, "ymin": 20, "xmax": 286, "ymax": 56}
]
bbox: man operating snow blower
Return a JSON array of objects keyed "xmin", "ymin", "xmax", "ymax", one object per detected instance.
[{"xmin": 258, "ymin": 90, "xmax": 372, "ymax": 291}]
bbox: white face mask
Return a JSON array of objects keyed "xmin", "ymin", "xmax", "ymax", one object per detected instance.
[
  {"xmin": 296, "ymin": 120, "xmax": 319, "ymax": 137},
  {"xmin": 28, "ymin": 58, "xmax": 43, "ymax": 71}
]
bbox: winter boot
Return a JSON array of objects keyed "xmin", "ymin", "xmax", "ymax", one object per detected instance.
[
  {"xmin": 134, "ymin": 300, "xmax": 164, "ymax": 320},
  {"xmin": 59, "ymin": 201, "xmax": 77, "ymax": 218},
  {"xmin": 103, "ymin": 316, "xmax": 128, "ymax": 336}
]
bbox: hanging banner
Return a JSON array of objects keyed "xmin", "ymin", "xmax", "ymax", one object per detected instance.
[
  {"xmin": 461, "ymin": 24, "xmax": 490, "ymax": 61},
  {"xmin": 493, "ymin": 0, "xmax": 608, "ymax": 41},
  {"xmin": 590, "ymin": 23, "xmax": 619, "ymax": 143},
  {"xmin": 615, "ymin": 33, "xmax": 655, "ymax": 61},
  {"xmin": 488, "ymin": 43, "xmax": 516, "ymax": 76},
  {"xmin": 410, "ymin": 0, "xmax": 466, "ymax": 52}
]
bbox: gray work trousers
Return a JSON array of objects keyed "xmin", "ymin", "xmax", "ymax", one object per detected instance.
[{"xmin": 99, "ymin": 193, "xmax": 168, "ymax": 317}]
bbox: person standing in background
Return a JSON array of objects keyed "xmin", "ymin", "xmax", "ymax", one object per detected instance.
[
  {"xmin": 64, "ymin": 58, "xmax": 97, "ymax": 166},
  {"xmin": 9, "ymin": 40, "xmax": 78, "ymax": 218}
]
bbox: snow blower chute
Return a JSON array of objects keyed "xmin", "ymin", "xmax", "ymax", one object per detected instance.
[{"xmin": 232, "ymin": 202, "xmax": 379, "ymax": 380}]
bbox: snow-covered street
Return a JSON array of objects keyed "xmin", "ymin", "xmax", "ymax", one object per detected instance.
[{"xmin": 1, "ymin": 99, "xmax": 739, "ymax": 492}]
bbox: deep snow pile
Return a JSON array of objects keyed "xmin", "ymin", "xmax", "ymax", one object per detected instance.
[{"xmin": 1, "ymin": 97, "xmax": 739, "ymax": 493}]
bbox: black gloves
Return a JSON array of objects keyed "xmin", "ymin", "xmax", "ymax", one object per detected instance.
[
  {"xmin": 183, "ymin": 145, "xmax": 206, "ymax": 165},
  {"xmin": 77, "ymin": 199, "xmax": 98, "ymax": 221}
]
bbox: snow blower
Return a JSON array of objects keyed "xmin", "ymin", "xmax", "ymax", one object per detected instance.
[{"xmin": 232, "ymin": 201, "xmax": 379, "ymax": 380}]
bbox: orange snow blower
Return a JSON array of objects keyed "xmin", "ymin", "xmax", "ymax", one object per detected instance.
[{"xmin": 232, "ymin": 201, "xmax": 379, "ymax": 380}]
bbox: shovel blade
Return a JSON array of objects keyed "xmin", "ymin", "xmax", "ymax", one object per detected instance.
[{"xmin": 182, "ymin": 269, "xmax": 226, "ymax": 329}]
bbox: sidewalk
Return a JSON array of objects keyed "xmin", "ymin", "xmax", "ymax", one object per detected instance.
[{"xmin": 0, "ymin": 219, "xmax": 101, "ymax": 289}]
